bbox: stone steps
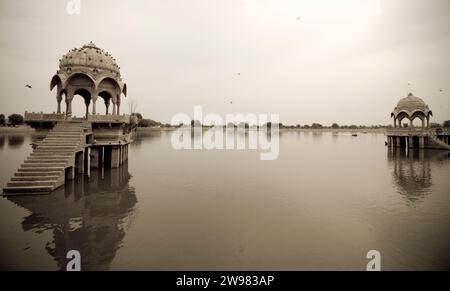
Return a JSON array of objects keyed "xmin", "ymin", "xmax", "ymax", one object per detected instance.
[
  {"xmin": 45, "ymin": 133, "xmax": 81, "ymax": 135},
  {"xmin": 44, "ymin": 136, "xmax": 81, "ymax": 139},
  {"xmin": 47, "ymin": 131, "xmax": 82, "ymax": 134},
  {"xmin": 7, "ymin": 181, "xmax": 56, "ymax": 187},
  {"xmin": 30, "ymin": 152, "xmax": 73, "ymax": 156},
  {"xmin": 28, "ymin": 155, "xmax": 72, "ymax": 159},
  {"xmin": 31, "ymin": 149, "xmax": 74, "ymax": 153},
  {"xmin": 39, "ymin": 141, "xmax": 79, "ymax": 144},
  {"xmin": 2, "ymin": 186, "xmax": 54, "ymax": 194},
  {"xmin": 22, "ymin": 163, "xmax": 66, "ymax": 168},
  {"xmin": 39, "ymin": 143, "xmax": 79, "ymax": 147},
  {"xmin": 15, "ymin": 171, "xmax": 62, "ymax": 177},
  {"xmin": 18, "ymin": 167, "xmax": 65, "ymax": 172},
  {"xmin": 33, "ymin": 150, "xmax": 76, "ymax": 154},
  {"xmin": 38, "ymin": 142, "xmax": 81, "ymax": 146},
  {"xmin": 45, "ymin": 142, "xmax": 79, "ymax": 145},
  {"xmin": 36, "ymin": 146, "xmax": 77, "ymax": 152},
  {"xmin": 41, "ymin": 142, "xmax": 81, "ymax": 145},
  {"xmin": 3, "ymin": 122, "xmax": 86, "ymax": 196},
  {"xmin": 45, "ymin": 136, "xmax": 82, "ymax": 140},
  {"xmin": 11, "ymin": 176, "xmax": 60, "ymax": 181},
  {"xmin": 25, "ymin": 158, "xmax": 69, "ymax": 163},
  {"xmin": 47, "ymin": 131, "xmax": 82, "ymax": 135},
  {"xmin": 36, "ymin": 145, "xmax": 78, "ymax": 148},
  {"xmin": 51, "ymin": 127, "xmax": 83, "ymax": 131},
  {"xmin": 41, "ymin": 142, "xmax": 80, "ymax": 146},
  {"xmin": 37, "ymin": 144, "xmax": 78, "ymax": 148},
  {"xmin": 45, "ymin": 134, "xmax": 82, "ymax": 137},
  {"xmin": 52, "ymin": 129, "xmax": 83, "ymax": 132},
  {"xmin": 429, "ymin": 135, "xmax": 450, "ymax": 150},
  {"xmin": 34, "ymin": 151, "xmax": 77, "ymax": 154}
]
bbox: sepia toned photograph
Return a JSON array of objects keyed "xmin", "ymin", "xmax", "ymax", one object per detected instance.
[{"xmin": 0, "ymin": 0, "xmax": 449, "ymax": 277}]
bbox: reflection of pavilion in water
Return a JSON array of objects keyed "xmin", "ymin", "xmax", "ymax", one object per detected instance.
[
  {"xmin": 388, "ymin": 148, "xmax": 449, "ymax": 204},
  {"xmin": 6, "ymin": 163, "xmax": 137, "ymax": 270}
]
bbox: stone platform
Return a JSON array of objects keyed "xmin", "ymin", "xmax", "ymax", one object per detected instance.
[
  {"xmin": 2, "ymin": 116, "xmax": 136, "ymax": 196},
  {"xmin": 386, "ymin": 128, "xmax": 450, "ymax": 150}
]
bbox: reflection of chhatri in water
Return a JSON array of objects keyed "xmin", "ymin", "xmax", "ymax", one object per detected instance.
[
  {"xmin": 388, "ymin": 149, "xmax": 449, "ymax": 204},
  {"xmin": 6, "ymin": 163, "xmax": 137, "ymax": 270}
]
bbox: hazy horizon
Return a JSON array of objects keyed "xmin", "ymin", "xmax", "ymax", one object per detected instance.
[{"xmin": 0, "ymin": 0, "xmax": 449, "ymax": 125}]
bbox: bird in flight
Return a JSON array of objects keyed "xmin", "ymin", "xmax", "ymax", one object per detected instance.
[{"xmin": 25, "ymin": 85, "xmax": 32, "ymax": 89}]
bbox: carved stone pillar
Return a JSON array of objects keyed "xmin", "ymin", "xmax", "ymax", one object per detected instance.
[
  {"xmin": 105, "ymin": 98, "xmax": 110, "ymax": 115},
  {"xmin": 56, "ymin": 90, "xmax": 62, "ymax": 114},
  {"xmin": 66, "ymin": 91, "xmax": 74, "ymax": 117},
  {"xmin": 85, "ymin": 98, "xmax": 91, "ymax": 118}
]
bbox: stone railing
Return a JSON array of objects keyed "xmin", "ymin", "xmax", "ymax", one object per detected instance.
[
  {"xmin": 87, "ymin": 114, "xmax": 134, "ymax": 124},
  {"xmin": 24, "ymin": 112, "xmax": 138, "ymax": 125},
  {"xmin": 431, "ymin": 127, "xmax": 450, "ymax": 136},
  {"xmin": 24, "ymin": 112, "xmax": 65, "ymax": 121},
  {"xmin": 387, "ymin": 127, "xmax": 449, "ymax": 135},
  {"xmin": 386, "ymin": 127, "xmax": 430, "ymax": 136}
]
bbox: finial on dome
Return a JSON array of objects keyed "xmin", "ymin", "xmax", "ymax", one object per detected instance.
[
  {"xmin": 408, "ymin": 92, "xmax": 413, "ymax": 97},
  {"xmin": 85, "ymin": 41, "xmax": 97, "ymax": 48}
]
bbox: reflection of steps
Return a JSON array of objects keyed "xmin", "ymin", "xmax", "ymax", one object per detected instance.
[
  {"xmin": 3, "ymin": 122, "xmax": 85, "ymax": 195},
  {"xmin": 428, "ymin": 135, "xmax": 450, "ymax": 150}
]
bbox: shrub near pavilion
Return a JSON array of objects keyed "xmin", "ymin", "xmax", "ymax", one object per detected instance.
[
  {"xmin": 0, "ymin": 114, "xmax": 5, "ymax": 126},
  {"xmin": 8, "ymin": 114, "xmax": 24, "ymax": 126}
]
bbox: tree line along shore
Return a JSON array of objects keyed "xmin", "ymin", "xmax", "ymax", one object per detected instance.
[
  {"xmin": 1, "ymin": 112, "xmax": 449, "ymax": 133},
  {"xmin": 130, "ymin": 113, "xmax": 450, "ymax": 131}
]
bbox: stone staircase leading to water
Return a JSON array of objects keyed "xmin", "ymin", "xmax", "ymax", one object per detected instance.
[
  {"xmin": 428, "ymin": 135, "xmax": 450, "ymax": 150},
  {"xmin": 2, "ymin": 122, "xmax": 86, "ymax": 195}
]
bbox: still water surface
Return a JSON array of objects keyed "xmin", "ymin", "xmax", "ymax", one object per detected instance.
[{"xmin": 0, "ymin": 131, "xmax": 449, "ymax": 270}]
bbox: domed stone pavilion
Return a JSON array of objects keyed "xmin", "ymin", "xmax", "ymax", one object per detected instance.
[
  {"xmin": 50, "ymin": 42, "xmax": 127, "ymax": 117},
  {"xmin": 387, "ymin": 93, "xmax": 450, "ymax": 150},
  {"xmin": 4, "ymin": 43, "xmax": 137, "ymax": 195},
  {"xmin": 391, "ymin": 93, "xmax": 432, "ymax": 129}
]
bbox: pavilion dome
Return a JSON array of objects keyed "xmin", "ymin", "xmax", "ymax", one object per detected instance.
[
  {"xmin": 50, "ymin": 42, "xmax": 127, "ymax": 115},
  {"xmin": 50, "ymin": 42, "xmax": 127, "ymax": 100},
  {"xmin": 391, "ymin": 93, "xmax": 432, "ymax": 119},
  {"xmin": 58, "ymin": 42, "xmax": 121, "ymax": 79}
]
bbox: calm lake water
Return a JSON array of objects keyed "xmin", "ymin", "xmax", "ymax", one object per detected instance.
[{"xmin": 0, "ymin": 131, "xmax": 449, "ymax": 270}]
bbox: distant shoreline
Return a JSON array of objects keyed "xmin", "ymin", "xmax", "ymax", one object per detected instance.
[
  {"xmin": 136, "ymin": 127, "xmax": 387, "ymax": 133},
  {"xmin": 281, "ymin": 128, "xmax": 386, "ymax": 133},
  {"xmin": 0, "ymin": 126, "xmax": 387, "ymax": 134},
  {"xmin": 0, "ymin": 126, "xmax": 35, "ymax": 134}
]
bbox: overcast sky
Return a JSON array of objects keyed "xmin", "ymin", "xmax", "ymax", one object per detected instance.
[{"xmin": 0, "ymin": 0, "xmax": 449, "ymax": 125}]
